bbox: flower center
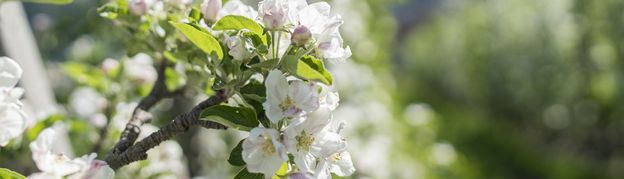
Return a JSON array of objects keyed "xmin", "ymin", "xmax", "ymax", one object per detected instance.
[
  {"xmin": 279, "ymin": 96, "xmax": 294, "ymax": 111},
  {"xmin": 295, "ymin": 130, "xmax": 314, "ymax": 152},
  {"xmin": 261, "ymin": 137, "xmax": 276, "ymax": 155},
  {"xmin": 330, "ymin": 153, "xmax": 342, "ymax": 162}
]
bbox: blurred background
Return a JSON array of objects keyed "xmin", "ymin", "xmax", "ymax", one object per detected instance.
[{"xmin": 1, "ymin": 0, "xmax": 624, "ymax": 178}]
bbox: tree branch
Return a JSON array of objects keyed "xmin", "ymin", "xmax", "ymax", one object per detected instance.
[
  {"xmin": 105, "ymin": 89, "xmax": 231, "ymax": 169},
  {"xmin": 104, "ymin": 58, "xmax": 173, "ymax": 159}
]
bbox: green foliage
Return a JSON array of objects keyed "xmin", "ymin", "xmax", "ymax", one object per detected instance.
[
  {"xmin": 228, "ymin": 140, "xmax": 245, "ymax": 166},
  {"xmin": 164, "ymin": 67, "xmax": 186, "ymax": 91},
  {"xmin": 170, "ymin": 21, "xmax": 224, "ymax": 59},
  {"xmin": 62, "ymin": 62, "xmax": 108, "ymax": 92},
  {"xmin": 19, "ymin": 0, "xmax": 72, "ymax": 5},
  {"xmin": 0, "ymin": 168, "xmax": 25, "ymax": 179},
  {"xmin": 234, "ymin": 168, "xmax": 263, "ymax": 179},
  {"xmin": 213, "ymin": 15, "xmax": 267, "ymax": 44},
  {"xmin": 282, "ymin": 55, "xmax": 333, "ymax": 85},
  {"xmin": 26, "ymin": 114, "xmax": 64, "ymax": 141},
  {"xmin": 199, "ymin": 105, "xmax": 259, "ymax": 131},
  {"xmin": 97, "ymin": 0, "xmax": 128, "ymax": 19}
]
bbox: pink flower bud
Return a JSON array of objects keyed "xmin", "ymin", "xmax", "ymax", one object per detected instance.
[
  {"xmin": 129, "ymin": 0, "xmax": 148, "ymax": 15},
  {"xmin": 291, "ymin": 25, "xmax": 312, "ymax": 46},
  {"xmin": 201, "ymin": 0, "xmax": 222, "ymax": 22},
  {"xmin": 258, "ymin": 0, "xmax": 289, "ymax": 30}
]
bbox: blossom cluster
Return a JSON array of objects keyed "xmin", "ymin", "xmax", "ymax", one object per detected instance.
[{"xmin": 0, "ymin": 57, "xmax": 27, "ymax": 147}]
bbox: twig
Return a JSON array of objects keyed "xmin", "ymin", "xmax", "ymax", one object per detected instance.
[{"xmin": 104, "ymin": 89, "xmax": 231, "ymax": 169}]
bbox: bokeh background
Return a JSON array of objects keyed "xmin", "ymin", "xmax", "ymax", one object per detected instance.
[{"xmin": 1, "ymin": 0, "xmax": 624, "ymax": 178}]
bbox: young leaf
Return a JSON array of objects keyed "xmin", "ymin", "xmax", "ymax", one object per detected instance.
[
  {"xmin": 213, "ymin": 15, "xmax": 267, "ymax": 44},
  {"xmin": 0, "ymin": 168, "xmax": 26, "ymax": 179},
  {"xmin": 234, "ymin": 168, "xmax": 264, "ymax": 179},
  {"xmin": 170, "ymin": 21, "xmax": 224, "ymax": 58},
  {"xmin": 199, "ymin": 105, "xmax": 258, "ymax": 131},
  {"xmin": 282, "ymin": 55, "xmax": 333, "ymax": 85},
  {"xmin": 228, "ymin": 140, "xmax": 245, "ymax": 166},
  {"xmin": 97, "ymin": 0, "xmax": 128, "ymax": 19},
  {"xmin": 19, "ymin": 0, "xmax": 73, "ymax": 5},
  {"xmin": 274, "ymin": 162, "xmax": 289, "ymax": 177}
]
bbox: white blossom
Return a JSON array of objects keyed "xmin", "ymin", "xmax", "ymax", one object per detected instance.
[
  {"xmin": 314, "ymin": 150, "xmax": 355, "ymax": 178},
  {"xmin": 201, "ymin": 0, "xmax": 222, "ymax": 22},
  {"xmin": 29, "ymin": 127, "xmax": 114, "ymax": 179},
  {"xmin": 0, "ymin": 57, "xmax": 26, "ymax": 147},
  {"xmin": 226, "ymin": 35, "xmax": 254, "ymax": 60},
  {"xmin": 258, "ymin": 0, "xmax": 290, "ymax": 29},
  {"xmin": 242, "ymin": 128, "xmax": 287, "ymax": 177},
  {"xmin": 219, "ymin": 0, "xmax": 258, "ymax": 20},
  {"xmin": 283, "ymin": 107, "xmax": 346, "ymax": 174},
  {"xmin": 263, "ymin": 70, "xmax": 319, "ymax": 124},
  {"xmin": 129, "ymin": 0, "xmax": 154, "ymax": 15},
  {"xmin": 292, "ymin": 2, "xmax": 352, "ymax": 62},
  {"xmin": 318, "ymin": 84, "xmax": 339, "ymax": 111},
  {"xmin": 123, "ymin": 53, "xmax": 158, "ymax": 86},
  {"xmin": 69, "ymin": 87, "xmax": 107, "ymax": 119}
]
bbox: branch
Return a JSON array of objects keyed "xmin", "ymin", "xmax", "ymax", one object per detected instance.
[
  {"xmin": 105, "ymin": 89, "xmax": 231, "ymax": 169},
  {"xmin": 104, "ymin": 58, "xmax": 174, "ymax": 159}
]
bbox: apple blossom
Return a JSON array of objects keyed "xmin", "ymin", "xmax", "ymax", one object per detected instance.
[
  {"xmin": 201, "ymin": 0, "xmax": 222, "ymax": 23},
  {"xmin": 242, "ymin": 127, "xmax": 288, "ymax": 177},
  {"xmin": 69, "ymin": 87, "xmax": 107, "ymax": 119},
  {"xmin": 123, "ymin": 53, "xmax": 158, "ymax": 86},
  {"xmin": 263, "ymin": 70, "xmax": 320, "ymax": 124},
  {"xmin": 29, "ymin": 127, "xmax": 114, "ymax": 179},
  {"xmin": 258, "ymin": 0, "xmax": 290, "ymax": 30},
  {"xmin": 128, "ymin": 0, "xmax": 153, "ymax": 15},
  {"xmin": 219, "ymin": 0, "xmax": 258, "ymax": 20},
  {"xmin": 0, "ymin": 57, "xmax": 26, "ymax": 147},
  {"xmin": 226, "ymin": 35, "xmax": 254, "ymax": 60},
  {"xmin": 292, "ymin": 2, "xmax": 352, "ymax": 62},
  {"xmin": 283, "ymin": 107, "xmax": 348, "ymax": 174},
  {"xmin": 291, "ymin": 25, "xmax": 312, "ymax": 46}
]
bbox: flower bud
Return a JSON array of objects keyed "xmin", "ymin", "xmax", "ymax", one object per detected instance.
[
  {"xmin": 227, "ymin": 36, "xmax": 253, "ymax": 60},
  {"xmin": 101, "ymin": 58, "xmax": 120, "ymax": 76},
  {"xmin": 129, "ymin": 0, "xmax": 149, "ymax": 15},
  {"xmin": 258, "ymin": 0, "xmax": 289, "ymax": 30},
  {"xmin": 291, "ymin": 25, "xmax": 312, "ymax": 46},
  {"xmin": 201, "ymin": 0, "xmax": 222, "ymax": 23}
]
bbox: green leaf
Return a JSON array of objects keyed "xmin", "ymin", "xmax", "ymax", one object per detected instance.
[
  {"xmin": 19, "ymin": 0, "xmax": 72, "ymax": 4},
  {"xmin": 282, "ymin": 55, "xmax": 333, "ymax": 85},
  {"xmin": 0, "ymin": 168, "xmax": 26, "ymax": 179},
  {"xmin": 62, "ymin": 62, "xmax": 108, "ymax": 92},
  {"xmin": 234, "ymin": 168, "xmax": 264, "ymax": 179},
  {"xmin": 170, "ymin": 21, "xmax": 224, "ymax": 58},
  {"xmin": 228, "ymin": 140, "xmax": 245, "ymax": 166},
  {"xmin": 97, "ymin": 0, "xmax": 128, "ymax": 19},
  {"xmin": 240, "ymin": 82, "xmax": 266, "ymax": 102},
  {"xmin": 213, "ymin": 15, "xmax": 266, "ymax": 44},
  {"xmin": 165, "ymin": 67, "xmax": 187, "ymax": 91},
  {"xmin": 249, "ymin": 58, "xmax": 279, "ymax": 70},
  {"xmin": 188, "ymin": 7, "xmax": 202, "ymax": 22},
  {"xmin": 274, "ymin": 162, "xmax": 289, "ymax": 178},
  {"xmin": 199, "ymin": 105, "xmax": 258, "ymax": 131}
]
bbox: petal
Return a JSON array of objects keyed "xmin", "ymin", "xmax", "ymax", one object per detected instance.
[
  {"xmin": 265, "ymin": 70, "xmax": 288, "ymax": 107},
  {"xmin": 263, "ymin": 101, "xmax": 284, "ymax": 124},
  {"xmin": 289, "ymin": 81, "xmax": 319, "ymax": 112},
  {"xmin": 294, "ymin": 152, "xmax": 317, "ymax": 173},
  {"xmin": 330, "ymin": 151, "xmax": 355, "ymax": 176},
  {"xmin": 0, "ymin": 106, "xmax": 26, "ymax": 146},
  {"xmin": 0, "ymin": 57, "xmax": 22, "ymax": 88},
  {"xmin": 303, "ymin": 107, "xmax": 332, "ymax": 134},
  {"xmin": 30, "ymin": 128, "xmax": 56, "ymax": 155},
  {"xmin": 311, "ymin": 132, "xmax": 346, "ymax": 158}
]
